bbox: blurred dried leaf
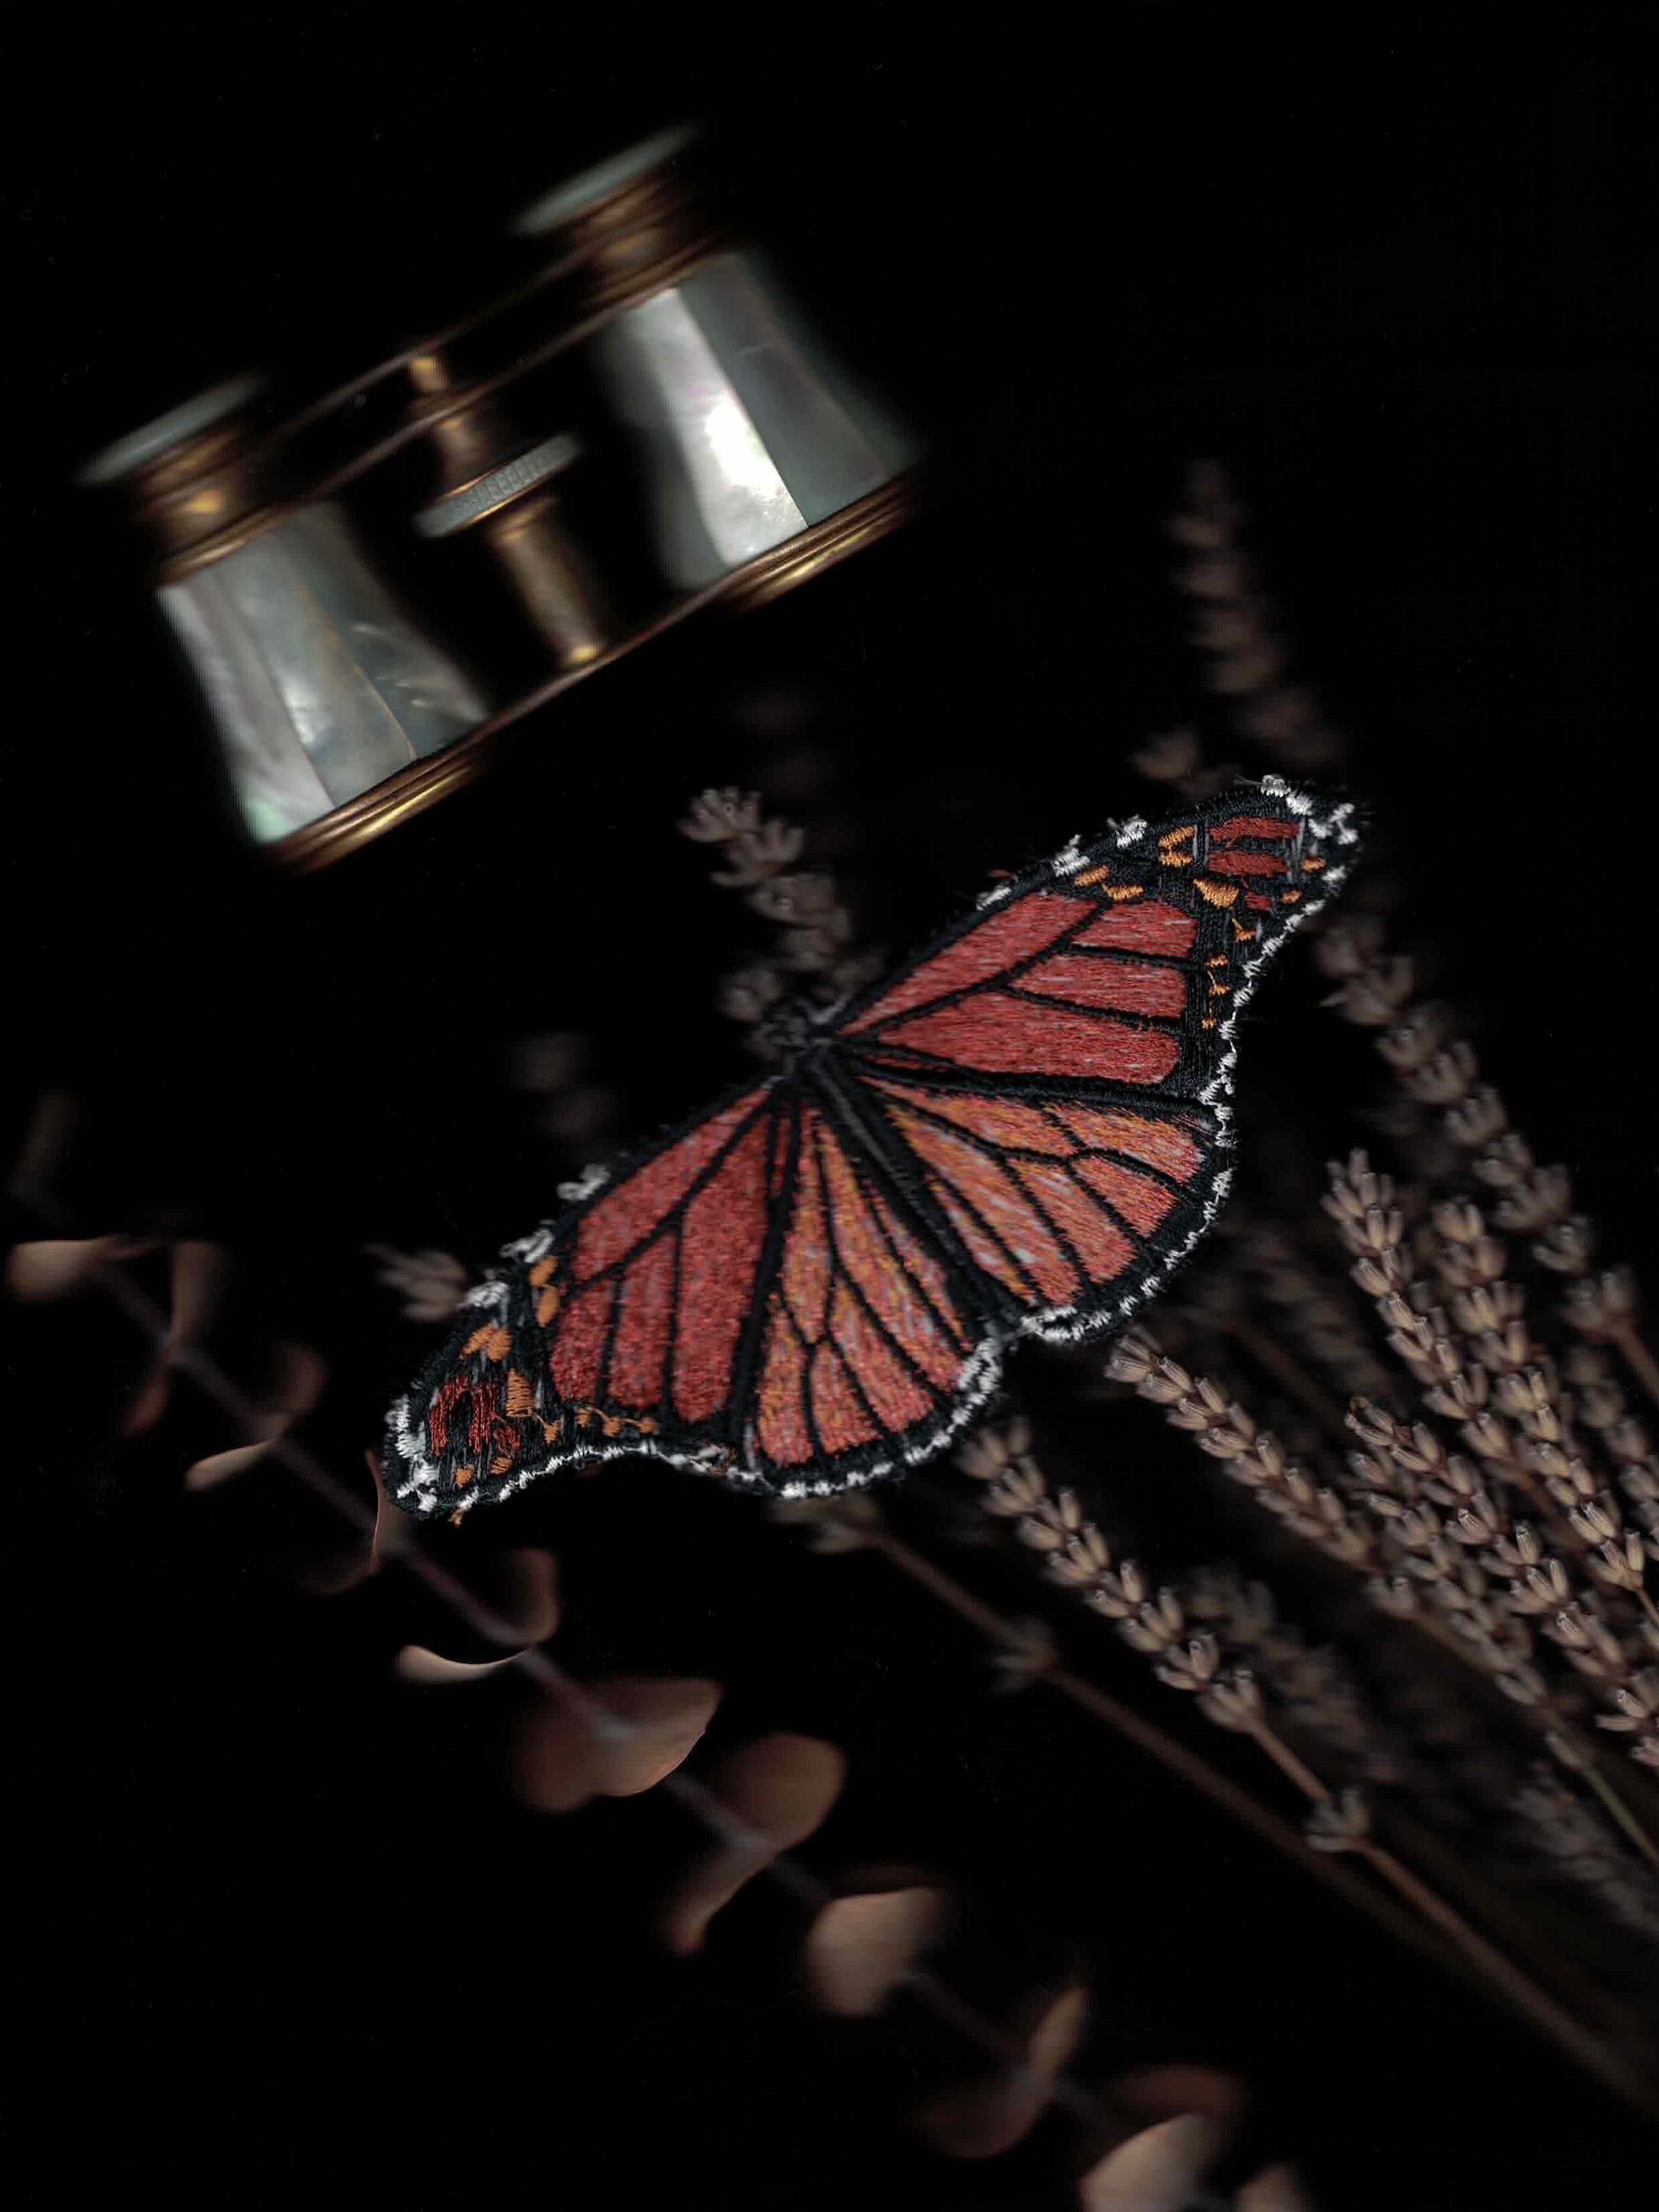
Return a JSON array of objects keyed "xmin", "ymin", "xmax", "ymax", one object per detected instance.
[
  {"xmin": 1237, "ymin": 2165, "xmax": 1318, "ymax": 2211},
  {"xmin": 803, "ymin": 1886, "xmax": 953, "ymax": 2017},
  {"xmin": 287, "ymin": 1450, "xmax": 408, "ymax": 1599},
  {"xmin": 5, "ymin": 1234, "xmax": 162, "ymax": 1300},
  {"xmin": 364, "ymin": 1245, "xmax": 470, "ymax": 1325},
  {"xmin": 9, "ymin": 1088, "xmax": 79, "ymax": 1187},
  {"xmin": 124, "ymin": 1242, "xmax": 234, "ymax": 1435},
  {"xmin": 504, "ymin": 1032, "xmax": 588, "ymax": 1094},
  {"xmin": 534, "ymin": 1084, "xmax": 618, "ymax": 1145},
  {"xmin": 184, "ymin": 1342, "xmax": 328, "ymax": 1491},
  {"xmin": 400, "ymin": 1548, "xmax": 566, "ymax": 1663},
  {"xmin": 659, "ymin": 1732, "xmax": 846, "ymax": 1956},
  {"xmin": 512, "ymin": 1677, "xmax": 722, "ymax": 1815},
  {"xmin": 289, "ymin": 1466, "xmax": 392, "ymax": 1598},
  {"xmin": 1130, "ymin": 727, "xmax": 1203, "ymax": 785},
  {"xmin": 1077, "ymin": 2114, "xmax": 1219, "ymax": 2209},
  {"xmin": 911, "ymin": 1979, "xmax": 1089, "ymax": 2159},
  {"xmin": 364, "ymin": 1450, "xmax": 412, "ymax": 1570},
  {"xmin": 396, "ymin": 1648, "xmax": 523, "ymax": 1685},
  {"xmin": 1102, "ymin": 2064, "xmax": 1245, "ymax": 2133},
  {"xmin": 480, "ymin": 1548, "xmax": 560, "ymax": 1647}
]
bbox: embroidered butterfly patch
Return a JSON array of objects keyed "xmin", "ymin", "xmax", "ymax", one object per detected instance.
[{"xmin": 386, "ymin": 778, "xmax": 1359, "ymax": 1513}]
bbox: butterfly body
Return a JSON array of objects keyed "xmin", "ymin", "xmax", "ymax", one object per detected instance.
[{"xmin": 387, "ymin": 780, "xmax": 1359, "ymax": 1514}]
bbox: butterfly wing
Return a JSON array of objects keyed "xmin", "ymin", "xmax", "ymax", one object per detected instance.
[
  {"xmin": 383, "ymin": 1071, "xmax": 987, "ymax": 1513},
  {"xmin": 386, "ymin": 1079, "xmax": 789, "ymax": 1515},
  {"xmin": 739, "ymin": 1090, "xmax": 983, "ymax": 1492},
  {"xmin": 386, "ymin": 779, "xmax": 1357, "ymax": 1512},
  {"xmin": 824, "ymin": 780, "xmax": 1359, "ymax": 1345}
]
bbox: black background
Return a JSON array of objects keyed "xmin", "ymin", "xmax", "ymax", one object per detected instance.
[{"xmin": 7, "ymin": 9, "xmax": 1657, "ymax": 2207}]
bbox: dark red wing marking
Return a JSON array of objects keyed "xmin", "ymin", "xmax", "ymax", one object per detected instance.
[
  {"xmin": 539, "ymin": 1090, "xmax": 777, "ymax": 1425},
  {"xmin": 754, "ymin": 1102, "xmax": 975, "ymax": 1470},
  {"xmin": 572, "ymin": 1093, "xmax": 761, "ymax": 1280},
  {"xmin": 1020, "ymin": 952, "xmax": 1187, "ymax": 1016},
  {"xmin": 418, "ymin": 1085, "xmax": 778, "ymax": 1486},
  {"xmin": 548, "ymin": 1276, "xmax": 617, "ymax": 1403},
  {"xmin": 842, "ymin": 892, "xmax": 1095, "ymax": 1032},
  {"xmin": 841, "ymin": 877, "xmax": 1218, "ymax": 1091},
  {"xmin": 864, "ymin": 1079, "xmax": 1206, "ymax": 1313},
  {"xmin": 1209, "ymin": 813, "xmax": 1300, "ymax": 844},
  {"xmin": 868, "ymin": 994, "xmax": 1183, "ymax": 1083},
  {"xmin": 604, "ymin": 1235, "xmax": 677, "ymax": 1407},
  {"xmin": 1204, "ymin": 813, "xmax": 1298, "ymax": 878},
  {"xmin": 1071, "ymin": 901, "xmax": 1198, "ymax": 955},
  {"xmin": 390, "ymin": 785, "xmax": 1347, "ymax": 1509},
  {"xmin": 1206, "ymin": 848, "xmax": 1290, "ymax": 878},
  {"xmin": 671, "ymin": 1112, "xmax": 774, "ymax": 1420}
]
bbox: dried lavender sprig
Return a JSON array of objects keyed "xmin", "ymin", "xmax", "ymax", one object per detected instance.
[
  {"xmin": 955, "ymin": 1420, "xmax": 1335, "ymax": 1803},
  {"xmin": 1324, "ymin": 1155, "xmax": 1659, "ymax": 1767},
  {"xmin": 1297, "ymin": 1784, "xmax": 1658, "ymax": 2109},
  {"xmin": 1566, "ymin": 1342, "xmax": 1659, "ymax": 1560},
  {"xmin": 1101, "ymin": 1331, "xmax": 1380, "ymax": 1575},
  {"xmin": 763, "ymin": 1482, "xmax": 1534, "ymax": 2009},
  {"xmin": 1314, "ymin": 917, "xmax": 1659, "ymax": 1412},
  {"xmin": 1168, "ymin": 461, "xmax": 1345, "ymax": 772},
  {"xmin": 1185, "ymin": 1566, "xmax": 1421, "ymax": 1790},
  {"xmin": 1322, "ymin": 1155, "xmax": 1586, "ymax": 1539},
  {"xmin": 678, "ymin": 787, "xmax": 881, "ymax": 1049},
  {"xmin": 947, "ymin": 1421, "xmax": 1659, "ymax": 2105},
  {"xmin": 1513, "ymin": 1764, "xmax": 1659, "ymax": 1950},
  {"xmin": 1345, "ymin": 1395, "xmax": 1659, "ymax": 1769},
  {"xmin": 1104, "ymin": 1304, "xmax": 1659, "ymax": 1882},
  {"xmin": 1127, "ymin": 721, "xmax": 1245, "ymax": 801},
  {"xmin": 1229, "ymin": 1211, "xmax": 1402, "ymax": 1412}
]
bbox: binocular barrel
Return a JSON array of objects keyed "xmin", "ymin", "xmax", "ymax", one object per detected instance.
[{"xmin": 77, "ymin": 122, "xmax": 920, "ymax": 871}]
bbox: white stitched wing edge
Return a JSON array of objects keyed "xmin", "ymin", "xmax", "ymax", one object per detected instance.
[{"xmin": 387, "ymin": 779, "xmax": 1357, "ymax": 1511}]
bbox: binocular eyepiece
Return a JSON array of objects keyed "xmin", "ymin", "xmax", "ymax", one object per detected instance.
[{"xmin": 78, "ymin": 121, "xmax": 920, "ymax": 870}]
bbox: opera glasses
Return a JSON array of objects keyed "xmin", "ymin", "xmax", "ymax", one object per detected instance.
[{"xmin": 77, "ymin": 122, "xmax": 920, "ymax": 871}]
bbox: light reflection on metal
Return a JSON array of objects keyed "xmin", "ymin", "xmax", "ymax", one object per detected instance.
[
  {"xmin": 75, "ymin": 120, "xmax": 922, "ymax": 870},
  {"xmin": 510, "ymin": 123, "xmax": 920, "ymax": 603},
  {"xmin": 81, "ymin": 378, "xmax": 487, "ymax": 845},
  {"xmin": 159, "ymin": 506, "xmax": 486, "ymax": 842}
]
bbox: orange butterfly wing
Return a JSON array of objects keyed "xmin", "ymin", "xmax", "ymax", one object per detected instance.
[
  {"xmin": 385, "ymin": 1078, "xmax": 986, "ymax": 1511},
  {"xmin": 829, "ymin": 789, "xmax": 1353, "ymax": 1343},
  {"xmin": 386, "ymin": 783, "xmax": 1357, "ymax": 1510}
]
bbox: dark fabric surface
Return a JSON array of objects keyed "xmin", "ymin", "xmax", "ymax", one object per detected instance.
[{"xmin": 7, "ymin": 13, "xmax": 1656, "ymax": 2206}]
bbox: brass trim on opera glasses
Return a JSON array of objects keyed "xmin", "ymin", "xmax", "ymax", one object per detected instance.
[
  {"xmin": 78, "ymin": 377, "xmax": 488, "ymax": 848},
  {"xmin": 77, "ymin": 374, "xmax": 286, "ymax": 580},
  {"xmin": 508, "ymin": 122, "xmax": 921, "ymax": 609},
  {"xmin": 512, "ymin": 120, "xmax": 728, "ymax": 320},
  {"xmin": 77, "ymin": 122, "xmax": 924, "ymax": 875},
  {"xmin": 406, "ymin": 350, "xmax": 613, "ymax": 672}
]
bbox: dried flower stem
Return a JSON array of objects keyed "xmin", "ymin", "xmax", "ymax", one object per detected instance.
[
  {"xmin": 1586, "ymin": 1766, "xmax": 1659, "ymax": 1871},
  {"xmin": 1613, "ymin": 1323, "xmax": 1659, "ymax": 1420},
  {"xmin": 1225, "ymin": 1314, "xmax": 1355, "ymax": 1449},
  {"xmin": 770, "ymin": 1491, "xmax": 1517, "ymax": 1993},
  {"xmin": 1325, "ymin": 1808, "xmax": 1659, "ymax": 2119},
  {"xmin": 1187, "ymin": 1568, "xmax": 1421, "ymax": 1791},
  {"xmin": 942, "ymin": 1427, "xmax": 1659, "ymax": 2117},
  {"xmin": 1322, "ymin": 1152, "xmax": 1659, "ymax": 1785},
  {"xmin": 957, "ymin": 1422, "xmax": 1404, "ymax": 1816},
  {"xmin": 1515, "ymin": 1765, "xmax": 1659, "ymax": 1947},
  {"xmin": 1101, "ymin": 1331, "xmax": 1381, "ymax": 1575},
  {"xmin": 1245, "ymin": 1721, "xmax": 1337, "ymax": 1804},
  {"xmin": 1231, "ymin": 1212, "xmax": 1402, "ymax": 1413},
  {"xmin": 1105, "ymin": 1302, "xmax": 1659, "ymax": 1878}
]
